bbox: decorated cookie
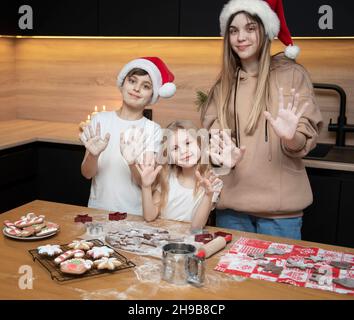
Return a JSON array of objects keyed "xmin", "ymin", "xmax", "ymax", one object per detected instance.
[
  {"xmin": 35, "ymin": 222, "xmax": 59, "ymax": 237},
  {"xmin": 68, "ymin": 240, "xmax": 94, "ymax": 251},
  {"xmin": 4, "ymin": 225, "xmax": 23, "ymax": 236},
  {"xmin": 94, "ymin": 257, "xmax": 122, "ymax": 270},
  {"xmin": 87, "ymin": 246, "xmax": 114, "ymax": 259},
  {"xmin": 60, "ymin": 258, "xmax": 93, "ymax": 275},
  {"xmin": 54, "ymin": 249, "xmax": 85, "ymax": 264},
  {"xmin": 31, "ymin": 222, "xmax": 47, "ymax": 233},
  {"xmin": 37, "ymin": 244, "xmax": 63, "ymax": 257},
  {"xmin": 4, "ymin": 220, "xmax": 15, "ymax": 228},
  {"xmin": 14, "ymin": 213, "xmax": 45, "ymax": 228},
  {"xmin": 19, "ymin": 226, "xmax": 36, "ymax": 237}
]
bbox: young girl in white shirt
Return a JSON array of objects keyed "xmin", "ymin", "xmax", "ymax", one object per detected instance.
[{"xmin": 136, "ymin": 120, "xmax": 223, "ymax": 231}]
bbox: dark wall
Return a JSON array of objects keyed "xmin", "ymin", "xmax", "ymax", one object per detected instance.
[{"xmin": 2, "ymin": 0, "xmax": 353, "ymax": 36}]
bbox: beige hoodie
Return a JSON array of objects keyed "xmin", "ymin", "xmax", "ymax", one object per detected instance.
[{"xmin": 202, "ymin": 54, "xmax": 323, "ymax": 218}]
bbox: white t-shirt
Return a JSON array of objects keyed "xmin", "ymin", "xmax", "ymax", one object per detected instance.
[
  {"xmin": 160, "ymin": 173, "xmax": 204, "ymax": 222},
  {"xmin": 87, "ymin": 111, "xmax": 161, "ymax": 215}
]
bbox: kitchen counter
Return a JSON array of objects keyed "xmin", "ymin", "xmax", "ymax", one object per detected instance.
[
  {"xmin": 0, "ymin": 200, "xmax": 353, "ymax": 300},
  {"xmin": 0, "ymin": 119, "xmax": 354, "ymax": 172}
]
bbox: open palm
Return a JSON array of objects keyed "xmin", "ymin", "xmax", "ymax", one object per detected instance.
[
  {"xmin": 264, "ymin": 87, "xmax": 308, "ymax": 141},
  {"xmin": 195, "ymin": 169, "xmax": 223, "ymax": 196},
  {"xmin": 120, "ymin": 127, "xmax": 147, "ymax": 165},
  {"xmin": 79, "ymin": 122, "xmax": 110, "ymax": 156},
  {"xmin": 136, "ymin": 152, "xmax": 162, "ymax": 187},
  {"xmin": 209, "ymin": 130, "xmax": 246, "ymax": 169}
]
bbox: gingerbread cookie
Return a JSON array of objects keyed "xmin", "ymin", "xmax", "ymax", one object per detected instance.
[
  {"xmin": 4, "ymin": 225, "xmax": 23, "ymax": 237},
  {"xmin": 68, "ymin": 240, "xmax": 94, "ymax": 251},
  {"xmin": 54, "ymin": 249, "xmax": 85, "ymax": 264},
  {"xmin": 264, "ymin": 248, "xmax": 286, "ymax": 255},
  {"xmin": 258, "ymin": 261, "xmax": 283, "ymax": 275},
  {"xmin": 37, "ymin": 244, "xmax": 63, "ymax": 257},
  {"xmin": 333, "ymin": 278, "xmax": 354, "ymax": 289},
  {"xmin": 306, "ymin": 255, "xmax": 324, "ymax": 263},
  {"xmin": 94, "ymin": 257, "xmax": 122, "ymax": 270},
  {"xmin": 87, "ymin": 246, "xmax": 114, "ymax": 259},
  {"xmin": 286, "ymin": 258, "xmax": 314, "ymax": 270},
  {"xmin": 310, "ymin": 268, "xmax": 332, "ymax": 286},
  {"xmin": 14, "ymin": 213, "xmax": 45, "ymax": 228},
  {"xmin": 248, "ymin": 253, "xmax": 267, "ymax": 260},
  {"xmin": 60, "ymin": 258, "xmax": 93, "ymax": 275},
  {"xmin": 31, "ymin": 222, "xmax": 47, "ymax": 233},
  {"xmin": 19, "ymin": 226, "xmax": 36, "ymax": 237}
]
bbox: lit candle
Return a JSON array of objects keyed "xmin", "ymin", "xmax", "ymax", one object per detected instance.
[
  {"xmin": 102, "ymin": 105, "xmax": 106, "ymax": 112},
  {"xmin": 91, "ymin": 105, "xmax": 98, "ymax": 116},
  {"xmin": 86, "ymin": 114, "xmax": 91, "ymax": 124}
]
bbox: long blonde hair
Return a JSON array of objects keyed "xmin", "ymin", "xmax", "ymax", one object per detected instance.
[
  {"xmin": 201, "ymin": 11, "xmax": 271, "ymax": 135},
  {"xmin": 156, "ymin": 120, "xmax": 209, "ymax": 211}
]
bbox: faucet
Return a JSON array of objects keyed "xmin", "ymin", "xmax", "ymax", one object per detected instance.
[{"xmin": 313, "ymin": 83, "xmax": 354, "ymax": 147}]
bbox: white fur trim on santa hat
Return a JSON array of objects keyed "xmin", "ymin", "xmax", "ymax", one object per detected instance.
[
  {"xmin": 159, "ymin": 82, "xmax": 176, "ymax": 98},
  {"xmin": 284, "ymin": 44, "xmax": 300, "ymax": 59},
  {"xmin": 220, "ymin": 0, "xmax": 280, "ymax": 40},
  {"xmin": 117, "ymin": 58, "xmax": 162, "ymax": 105}
]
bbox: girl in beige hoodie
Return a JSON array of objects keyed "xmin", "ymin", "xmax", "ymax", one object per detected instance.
[{"xmin": 201, "ymin": 0, "xmax": 323, "ymax": 239}]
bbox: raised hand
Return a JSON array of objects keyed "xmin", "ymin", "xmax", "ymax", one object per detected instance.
[
  {"xmin": 120, "ymin": 126, "xmax": 147, "ymax": 165},
  {"xmin": 79, "ymin": 122, "xmax": 110, "ymax": 156},
  {"xmin": 264, "ymin": 87, "xmax": 308, "ymax": 141},
  {"xmin": 209, "ymin": 130, "xmax": 246, "ymax": 169},
  {"xmin": 135, "ymin": 152, "xmax": 162, "ymax": 187},
  {"xmin": 195, "ymin": 169, "xmax": 223, "ymax": 197}
]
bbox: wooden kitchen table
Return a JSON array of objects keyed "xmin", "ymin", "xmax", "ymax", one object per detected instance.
[{"xmin": 0, "ymin": 200, "xmax": 353, "ymax": 300}]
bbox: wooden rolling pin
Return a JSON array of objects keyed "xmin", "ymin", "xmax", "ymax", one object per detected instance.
[{"xmin": 196, "ymin": 235, "xmax": 232, "ymax": 259}]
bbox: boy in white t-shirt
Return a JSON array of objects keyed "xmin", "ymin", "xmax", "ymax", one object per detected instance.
[{"xmin": 80, "ymin": 57, "xmax": 176, "ymax": 214}]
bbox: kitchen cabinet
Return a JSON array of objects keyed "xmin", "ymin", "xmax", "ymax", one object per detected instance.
[
  {"xmin": 2, "ymin": 0, "xmax": 353, "ymax": 37},
  {"xmin": 0, "ymin": 144, "xmax": 37, "ymax": 213},
  {"xmin": 98, "ymin": 0, "xmax": 179, "ymax": 36},
  {"xmin": 0, "ymin": 142, "xmax": 91, "ymax": 213},
  {"xmin": 303, "ymin": 168, "xmax": 354, "ymax": 248},
  {"xmin": 37, "ymin": 142, "xmax": 91, "ymax": 207},
  {"xmin": 337, "ymin": 180, "xmax": 354, "ymax": 248},
  {"xmin": 8, "ymin": 0, "xmax": 98, "ymax": 36}
]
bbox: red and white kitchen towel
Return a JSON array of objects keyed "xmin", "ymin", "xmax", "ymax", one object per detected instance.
[{"xmin": 215, "ymin": 237, "xmax": 354, "ymax": 295}]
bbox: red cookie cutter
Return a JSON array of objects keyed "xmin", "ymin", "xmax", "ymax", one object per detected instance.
[
  {"xmin": 74, "ymin": 214, "xmax": 93, "ymax": 223},
  {"xmin": 214, "ymin": 231, "xmax": 233, "ymax": 243},
  {"xmin": 109, "ymin": 212, "xmax": 127, "ymax": 221},
  {"xmin": 194, "ymin": 233, "xmax": 214, "ymax": 244}
]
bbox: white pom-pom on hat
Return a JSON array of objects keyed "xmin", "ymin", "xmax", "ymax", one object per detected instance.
[
  {"xmin": 284, "ymin": 44, "xmax": 300, "ymax": 60},
  {"xmin": 159, "ymin": 82, "xmax": 176, "ymax": 98}
]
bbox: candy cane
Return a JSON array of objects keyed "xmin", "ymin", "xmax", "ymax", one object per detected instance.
[
  {"xmin": 4, "ymin": 220, "xmax": 15, "ymax": 228},
  {"xmin": 54, "ymin": 249, "xmax": 85, "ymax": 264},
  {"xmin": 14, "ymin": 215, "xmax": 45, "ymax": 228},
  {"xmin": 5, "ymin": 226, "xmax": 22, "ymax": 236}
]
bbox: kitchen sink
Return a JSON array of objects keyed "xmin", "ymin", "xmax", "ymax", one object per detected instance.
[{"xmin": 304, "ymin": 143, "xmax": 354, "ymax": 164}]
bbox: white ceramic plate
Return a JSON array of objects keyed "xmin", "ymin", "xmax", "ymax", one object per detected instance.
[{"xmin": 3, "ymin": 226, "xmax": 59, "ymax": 241}]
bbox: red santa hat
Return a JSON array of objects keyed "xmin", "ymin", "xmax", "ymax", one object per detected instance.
[
  {"xmin": 219, "ymin": 0, "xmax": 300, "ymax": 59},
  {"xmin": 117, "ymin": 57, "xmax": 176, "ymax": 105}
]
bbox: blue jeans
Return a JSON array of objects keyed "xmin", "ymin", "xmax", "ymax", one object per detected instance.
[{"xmin": 216, "ymin": 209, "xmax": 302, "ymax": 240}]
